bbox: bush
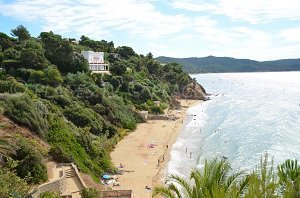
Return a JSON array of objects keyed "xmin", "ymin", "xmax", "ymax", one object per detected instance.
[
  {"xmin": 28, "ymin": 69, "xmax": 44, "ymax": 83},
  {"xmin": 4, "ymin": 94, "xmax": 48, "ymax": 136},
  {"xmin": 150, "ymin": 105, "xmax": 164, "ymax": 114},
  {"xmin": 102, "ymin": 96, "xmax": 137, "ymax": 130},
  {"xmin": 14, "ymin": 139, "xmax": 48, "ymax": 184},
  {"xmin": 40, "ymin": 192, "xmax": 60, "ymax": 198},
  {"xmin": 43, "ymin": 66, "xmax": 63, "ymax": 87},
  {"xmin": 47, "ymin": 117, "xmax": 105, "ymax": 176},
  {"xmin": 64, "ymin": 103, "xmax": 104, "ymax": 135},
  {"xmin": 0, "ymin": 77, "xmax": 26, "ymax": 93},
  {"xmin": 80, "ymin": 188, "xmax": 100, "ymax": 198},
  {"xmin": 49, "ymin": 145, "xmax": 73, "ymax": 163},
  {"xmin": 0, "ymin": 167, "xmax": 29, "ymax": 198}
]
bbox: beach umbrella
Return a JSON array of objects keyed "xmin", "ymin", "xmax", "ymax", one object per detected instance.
[{"xmin": 102, "ymin": 174, "xmax": 110, "ymax": 179}]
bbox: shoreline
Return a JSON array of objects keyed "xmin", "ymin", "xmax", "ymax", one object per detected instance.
[{"xmin": 110, "ymin": 99, "xmax": 201, "ymax": 197}]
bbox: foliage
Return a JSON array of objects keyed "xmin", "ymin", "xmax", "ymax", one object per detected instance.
[
  {"xmin": 4, "ymin": 94, "xmax": 48, "ymax": 136},
  {"xmin": 64, "ymin": 103, "xmax": 104, "ymax": 135},
  {"xmin": 49, "ymin": 145, "xmax": 73, "ymax": 163},
  {"xmin": 0, "ymin": 28, "xmax": 206, "ymax": 187},
  {"xmin": 0, "ymin": 167, "xmax": 29, "ymax": 198},
  {"xmin": 277, "ymin": 159, "xmax": 300, "ymax": 197},
  {"xmin": 80, "ymin": 188, "xmax": 100, "ymax": 198},
  {"xmin": 39, "ymin": 31, "xmax": 89, "ymax": 73},
  {"xmin": 40, "ymin": 192, "xmax": 60, "ymax": 198},
  {"xmin": 14, "ymin": 139, "xmax": 48, "ymax": 184},
  {"xmin": 115, "ymin": 46, "xmax": 136, "ymax": 59},
  {"xmin": 19, "ymin": 39, "xmax": 49, "ymax": 69},
  {"xmin": 244, "ymin": 154, "xmax": 278, "ymax": 197},
  {"xmin": 47, "ymin": 117, "xmax": 107, "ymax": 177},
  {"xmin": 0, "ymin": 32, "xmax": 15, "ymax": 51},
  {"xmin": 0, "ymin": 136, "xmax": 16, "ymax": 157},
  {"xmin": 11, "ymin": 25, "xmax": 31, "ymax": 42},
  {"xmin": 110, "ymin": 60, "xmax": 127, "ymax": 76},
  {"xmin": 153, "ymin": 158, "xmax": 246, "ymax": 198},
  {"xmin": 79, "ymin": 35, "xmax": 114, "ymax": 53},
  {"xmin": 0, "ymin": 77, "xmax": 26, "ymax": 93},
  {"xmin": 43, "ymin": 66, "xmax": 63, "ymax": 87}
]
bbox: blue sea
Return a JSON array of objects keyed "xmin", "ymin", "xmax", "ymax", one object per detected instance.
[{"xmin": 166, "ymin": 72, "xmax": 300, "ymax": 178}]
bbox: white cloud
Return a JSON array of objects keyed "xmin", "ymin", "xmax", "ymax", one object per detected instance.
[
  {"xmin": 171, "ymin": 0, "xmax": 300, "ymax": 23},
  {"xmin": 0, "ymin": 0, "xmax": 190, "ymax": 39},
  {"xmin": 279, "ymin": 27, "xmax": 300, "ymax": 43}
]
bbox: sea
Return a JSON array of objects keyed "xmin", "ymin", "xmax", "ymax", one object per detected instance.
[{"xmin": 166, "ymin": 71, "xmax": 300, "ymax": 178}]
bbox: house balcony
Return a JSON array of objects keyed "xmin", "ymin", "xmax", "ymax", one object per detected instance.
[{"xmin": 89, "ymin": 63, "xmax": 110, "ymax": 74}]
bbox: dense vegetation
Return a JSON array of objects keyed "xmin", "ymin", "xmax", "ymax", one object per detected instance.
[
  {"xmin": 153, "ymin": 154, "xmax": 300, "ymax": 198},
  {"xmin": 0, "ymin": 25, "xmax": 203, "ymax": 194},
  {"xmin": 156, "ymin": 56, "xmax": 300, "ymax": 73}
]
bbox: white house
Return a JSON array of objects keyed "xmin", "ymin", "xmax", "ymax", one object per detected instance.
[{"xmin": 81, "ymin": 51, "xmax": 109, "ymax": 74}]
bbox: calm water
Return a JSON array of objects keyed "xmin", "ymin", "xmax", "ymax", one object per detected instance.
[{"xmin": 166, "ymin": 72, "xmax": 300, "ymax": 178}]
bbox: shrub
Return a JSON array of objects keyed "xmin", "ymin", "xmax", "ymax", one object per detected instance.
[
  {"xmin": 43, "ymin": 66, "xmax": 63, "ymax": 87},
  {"xmin": 47, "ymin": 117, "xmax": 105, "ymax": 176},
  {"xmin": 0, "ymin": 77, "xmax": 26, "ymax": 93},
  {"xmin": 0, "ymin": 167, "xmax": 29, "ymax": 198},
  {"xmin": 102, "ymin": 96, "xmax": 137, "ymax": 130},
  {"xmin": 64, "ymin": 103, "xmax": 104, "ymax": 135},
  {"xmin": 49, "ymin": 145, "xmax": 73, "ymax": 163},
  {"xmin": 80, "ymin": 188, "xmax": 100, "ymax": 198},
  {"xmin": 28, "ymin": 69, "xmax": 44, "ymax": 83},
  {"xmin": 14, "ymin": 139, "xmax": 48, "ymax": 184},
  {"xmin": 40, "ymin": 192, "xmax": 60, "ymax": 198},
  {"xmin": 4, "ymin": 94, "xmax": 48, "ymax": 136},
  {"xmin": 150, "ymin": 105, "xmax": 164, "ymax": 114}
]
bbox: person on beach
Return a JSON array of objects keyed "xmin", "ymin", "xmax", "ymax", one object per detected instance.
[
  {"xmin": 186, "ymin": 147, "xmax": 187, "ymax": 153},
  {"xmin": 190, "ymin": 152, "xmax": 192, "ymax": 159}
]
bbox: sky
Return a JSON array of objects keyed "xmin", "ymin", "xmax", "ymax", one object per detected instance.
[{"xmin": 0, "ymin": 0, "xmax": 300, "ymax": 61}]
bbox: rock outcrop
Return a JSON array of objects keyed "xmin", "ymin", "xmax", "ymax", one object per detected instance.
[{"xmin": 180, "ymin": 82, "xmax": 207, "ymax": 100}]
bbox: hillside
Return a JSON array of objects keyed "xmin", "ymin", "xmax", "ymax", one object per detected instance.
[
  {"xmin": 0, "ymin": 25, "xmax": 206, "ymax": 196},
  {"xmin": 156, "ymin": 56, "xmax": 300, "ymax": 73}
]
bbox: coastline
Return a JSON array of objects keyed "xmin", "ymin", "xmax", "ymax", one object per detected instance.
[{"xmin": 110, "ymin": 99, "xmax": 201, "ymax": 197}]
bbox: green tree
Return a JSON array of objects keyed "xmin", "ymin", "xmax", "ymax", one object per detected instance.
[
  {"xmin": 244, "ymin": 154, "xmax": 278, "ymax": 198},
  {"xmin": 28, "ymin": 70, "xmax": 45, "ymax": 83},
  {"xmin": 0, "ymin": 167, "xmax": 29, "ymax": 198},
  {"xmin": 80, "ymin": 188, "xmax": 100, "ymax": 198},
  {"xmin": 115, "ymin": 46, "xmax": 135, "ymax": 59},
  {"xmin": 0, "ymin": 32, "xmax": 14, "ymax": 51},
  {"xmin": 19, "ymin": 39, "xmax": 49, "ymax": 69},
  {"xmin": 14, "ymin": 139, "xmax": 48, "ymax": 184},
  {"xmin": 4, "ymin": 94, "xmax": 48, "ymax": 136},
  {"xmin": 11, "ymin": 25, "xmax": 31, "ymax": 42},
  {"xmin": 43, "ymin": 66, "xmax": 63, "ymax": 87},
  {"xmin": 278, "ymin": 159, "xmax": 300, "ymax": 197},
  {"xmin": 153, "ymin": 158, "xmax": 247, "ymax": 198},
  {"xmin": 39, "ymin": 31, "xmax": 89, "ymax": 73},
  {"xmin": 0, "ymin": 136, "xmax": 16, "ymax": 157},
  {"xmin": 110, "ymin": 61, "xmax": 127, "ymax": 76},
  {"xmin": 40, "ymin": 192, "xmax": 60, "ymax": 198}
]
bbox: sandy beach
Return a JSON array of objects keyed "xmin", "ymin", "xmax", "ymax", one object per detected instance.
[{"xmin": 110, "ymin": 99, "xmax": 200, "ymax": 198}]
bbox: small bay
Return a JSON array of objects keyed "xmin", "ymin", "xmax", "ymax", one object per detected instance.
[{"xmin": 167, "ymin": 71, "xmax": 300, "ymax": 178}]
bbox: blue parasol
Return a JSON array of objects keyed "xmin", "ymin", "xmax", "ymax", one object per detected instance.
[{"xmin": 102, "ymin": 174, "xmax": 110, "ymax": 179}]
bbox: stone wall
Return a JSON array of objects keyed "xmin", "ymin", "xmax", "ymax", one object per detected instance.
[
  {"xmin": 29, "ymin": 170, "xmax": 66, "ymax": 198},
  {"xmin": 147, "ymin": 114, "xmax": 178, "ymax": 121},
  {"xmin": 101, "ymin": 190, "xmax": 133, "ymax": 198}
]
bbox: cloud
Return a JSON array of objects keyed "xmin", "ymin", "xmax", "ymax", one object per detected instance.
[
  {"xmin": 171, "ymin": 0, "xmax": 300, "ymax": 23},
  {"xmin": 0, "ymin": 0, "xmax": 190, "ymax": 39},
  {"xmin": 279, "ymin": 27, "xmax": 300, "ymax": 43}
]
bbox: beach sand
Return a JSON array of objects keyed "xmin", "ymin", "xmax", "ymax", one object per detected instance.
[{"xmin": 110, "ymin": 99, "xmax": 200, "ymax": 197}]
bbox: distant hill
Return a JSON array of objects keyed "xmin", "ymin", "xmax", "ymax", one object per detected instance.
[{"xmin": 156, "ymin": 56, "xmax": 300, "ymax": 73}]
